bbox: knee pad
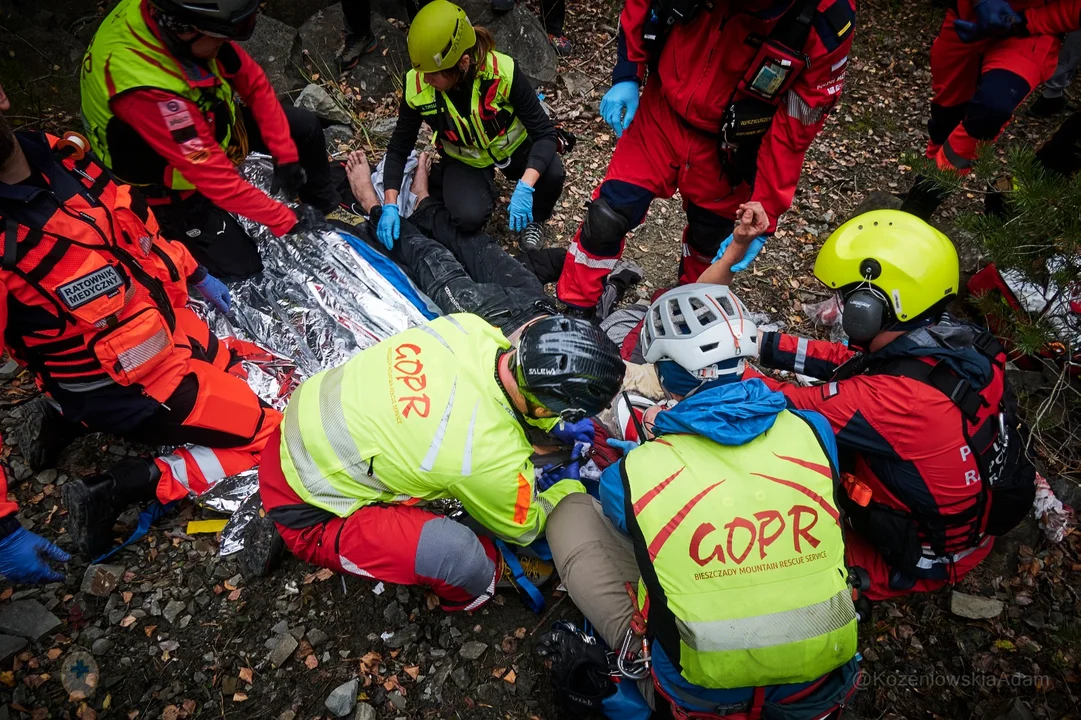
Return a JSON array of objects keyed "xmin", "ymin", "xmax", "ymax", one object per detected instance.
[
  {"xmin": 963, "ymin": 70, "xmax": 1032, "ymax": 140},
  {"xmin": 414, "ymin": 517, "xmax": 495, "ymax": 597},
  {"xmin": 581, "ymin": 197, "xmax": 632, "ymax": 257}
]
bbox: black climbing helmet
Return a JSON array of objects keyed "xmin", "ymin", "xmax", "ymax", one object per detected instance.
[
  {"xmin": 149, "ymin": 0, "xmax": 261, "ymax": 39},
  {"xmin": 513, "ymin": 315, "xmax": 625, "ymax": 422}
]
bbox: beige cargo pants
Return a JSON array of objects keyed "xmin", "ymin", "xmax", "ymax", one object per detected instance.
[{"xmin": 547, "ymin": 493, "xmax": 656, "ymax": 707}]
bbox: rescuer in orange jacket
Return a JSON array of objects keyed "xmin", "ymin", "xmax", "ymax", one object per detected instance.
[{"xmin": 0, "ymin": 82, "xmax": 280, "ymax": 559}]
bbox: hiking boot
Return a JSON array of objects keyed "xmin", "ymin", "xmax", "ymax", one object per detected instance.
[
  {"xmin": 496, "ymin": 549, "xmax": 555, "ymax": 590},
  {"xmin": 1028, "ymin": 94, "xmax": 1068, "ymax": 119},
  {"xmin": 336, "ymin": 33, "xmax": 378, "ymax": 71},
  {"xmin": 548, "ymin": 34, "xmax": 573, "ymax": 56},
  {"xmin": 238, "ymin": 508, "xmax": 287, "ymax": 580},
  {"xmin": 519, "ymin": 221, "xmax": 545, "ymax": 251},
  {"xmin": 62, "ymin": 459, "xmax": 160, "ymax": 559},
  {"xmin": 597, "ymin": 259, "xmax": 645, "ymax": 320},
  {"xmin": 14, "ymin": 396, "xmax": 84, "ymax": 472}
]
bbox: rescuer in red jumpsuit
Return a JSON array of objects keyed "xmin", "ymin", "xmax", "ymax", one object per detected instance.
[
  {"xmin": 556, "ymin": 0, "xmax": 856, "ymax": 316},
  {"xmin": 901, "ymin": 0, "xmax": 1071, "ymax": 218}
]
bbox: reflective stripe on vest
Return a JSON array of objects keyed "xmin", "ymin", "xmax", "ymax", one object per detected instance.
[
  {"xmin": 81, "ymin": 0, "xmax": 238, "ymax": 190},
  {"xmin": 404, "ymin": 51, "xmax": 528, "ymax": 168},
  {"xmin": 623, "ymin": 414, "xmax": 857, "ymax": 689},
  {"xmin": 279, "ymin": 314, "xmax": 523, "ymax": 518}
]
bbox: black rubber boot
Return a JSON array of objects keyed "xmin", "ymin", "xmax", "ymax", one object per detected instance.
[
  {"xmin": 1028, "ymin": 94, "xmax": 1068, "ymax": 119},
  {"xmin": 899, "ymin": 176, "xmax": 951, "ymax": 221},
  {"xmin": 62, "ymin": 459, "xmax": 160, "ymax": 559},
  {"xmin": 238, "ymin": 508, "xmax": 287, "ymax": 580},
  {"xmin": 14, "ymin": 397, "xmax": 85, "ymax": 472}
]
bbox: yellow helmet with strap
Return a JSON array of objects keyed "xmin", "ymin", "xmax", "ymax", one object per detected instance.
[
  {"xmin": 407, "ymin": 0, "xmax": 477, "ymax": 73},
  {"xmin": 814, "ymin": 209, "xmax": 959, "ymax": 323}
]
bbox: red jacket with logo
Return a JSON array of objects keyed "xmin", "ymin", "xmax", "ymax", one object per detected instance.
[
  {"xmin": 752, "ymin": 327, "xmax": 1009, "ymax": 575},
  {"xmin": 0, "ymin": 132, "xmax": 202, "ymax": 411},
  {"xmin": 613, "ymin": 0, "xmax": 855, "ymax": 231}
]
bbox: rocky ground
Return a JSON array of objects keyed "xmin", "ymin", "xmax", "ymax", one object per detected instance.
[{"xmin": 1, "ymin": 0, "xmax": 1081, "ymax": 718}]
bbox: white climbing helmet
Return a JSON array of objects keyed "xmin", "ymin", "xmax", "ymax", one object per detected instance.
[{"xmin": 641, "ymin": 284, "xmax": 758, "ymax": 379}]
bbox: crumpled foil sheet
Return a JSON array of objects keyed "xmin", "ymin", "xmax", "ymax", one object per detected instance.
[
  {"xmin": 1000, "ymin": 260, "xmax": 1079, "ymax": 367},
  {"xmin": 1033, "ymin": 472, "xmax": 1073, "ymax": 544},
  {"xmin": 193, "ymin": 154, "xmax": 432, "ymax": 554}
]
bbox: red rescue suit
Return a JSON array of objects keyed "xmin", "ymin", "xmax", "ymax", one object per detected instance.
[
  {"xmin": 0, "ymin": 131, "xmax": 279, "ymax": 505},
  {"xmin": 557, "ymin": 0, "xmax": 855, "ymax": 308},
  {"xmin": 753, "ymin": 322, "xmax": 1033, "ymax": 599},
  {"xmin": 925, "ymin": 0, "xmax": 1063, "ymax": 174}
]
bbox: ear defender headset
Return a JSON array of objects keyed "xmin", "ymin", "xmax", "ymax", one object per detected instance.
[{"xmin": 840, "ymin": 258, "xmax": 891, "ymax": 347}]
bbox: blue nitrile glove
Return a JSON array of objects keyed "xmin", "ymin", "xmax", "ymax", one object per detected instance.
[
  {"xmin": 377, "ymin": 204, "xmax": 400, "ymax": 249},
  {"xmin": 536, "ymin": 458, "xmax": 582, "ymax": 492},
  {"xmin": 550, "ymin": 418, "xmax": 595, "ymax": 446},
  {"xmin": 713, "ymin": 233, "xmax": 767, "ymax": 272},
  {"xmin": 954, "ymin": 0, "xmax": 1022, "ymax": 42},
  {"xmin": 606, "ymin": 437, "xmax": 639, "ymax": 456},
  {"xmin": 195, "ymin": 273, "xmax": 232, "ymax": 313},
  {"xmin": 600, "ymin": 81, "xmax": 640, "ymax": 138},
  {"xmin": 508, "ymin": 180, "xmax": 535, "ymax": 232},
  {"xmin": 0, "ymin": 524, "xmax": 70, "ymax": 584}
]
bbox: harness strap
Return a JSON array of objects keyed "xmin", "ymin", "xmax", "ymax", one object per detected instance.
[
  {"xmin": 3, "ymin": 218, "xmax": 18, "ymax": 270},
  {"xmin": 494, "ymin": 538, "xmax": 546, "ymax": 614},
  {"xmin": 874, "ymin": 357, "xmax": 986, "ymax": 422}
]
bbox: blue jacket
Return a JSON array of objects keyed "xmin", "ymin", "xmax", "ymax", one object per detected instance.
[{"xmin": 600, "ymin": 379, "xmax": 851, "ymax": 713}]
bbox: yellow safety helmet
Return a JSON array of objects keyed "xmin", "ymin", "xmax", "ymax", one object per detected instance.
[
  {"xmin": 407, "ymin": 0, "xmax": 477, "ymax": 73},
  {"xmin": 814, "ymin": 210, "xmax": 959, "ymax": 341}
]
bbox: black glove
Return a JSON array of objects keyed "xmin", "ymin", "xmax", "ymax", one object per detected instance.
[
  {"xmin": 536, "ymin": 622, "xmax": 615, "ymax": 717},
  {"xmin": 271, "ymin": 162, "xmax": 307, "ymax": 199},
  {"xmin": 291, "ymin": 203, "xmax": 328, "ymax": 235}
]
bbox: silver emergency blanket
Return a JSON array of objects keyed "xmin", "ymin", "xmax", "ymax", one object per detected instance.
[
  {"xmin": 1000, "ymin": 259, "xmax": 1080, "ymax": 369},
  {"xmin": 191, "ymin": 154, "xmax": 434, "ymax": 554}
]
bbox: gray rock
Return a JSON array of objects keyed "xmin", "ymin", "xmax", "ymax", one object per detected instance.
[
  {"xmin": 307, "ymin": 627, "xmax": 330, "ymax": 648},
  {"xmin": 0, "ymin": 634, "xmax": 28, "ymax": 662},
  {"xmin": 475, "ymin": 681, "xmax": 502, "ymax": 702},
  {"xmin": 991, "ymin": 698, "xmax": 1035, "ymax": 720},
  {"xmin": 950, "ymin": 591, "xmax": 1004, "ymax": 620},
  {"xmin": 91, "ymin": 638, "xmax": 112, "ymax": 656},
  {"xmin": 80, "ymin": 564, "xmax": 125, "ymax": 598},
  {"xmin": 269, "ymin": 633, "xmax": 299, "ymax": 667},
  {"xmin": 296, "ymin": 83, "xmax": 353, "ymax": 125},
  {"xmin": 451, "ymin": 666, "xmax": 470, "ymax": 689},
  {"xmin": 387, "ymin": 691, "xmax": 406, "ymax": 710},
  {"xmin": 289, "ymin": 624, "xmax": 306, "ymax": 641},
  {"xmin": 0, "ymin": 359, "xmax": 21, "ymax": 380},
  {"xmin": 383, "ymin": 601, "xmax": 408, "ymax": 628},
  {"xmin": 426, "ymin": 657, "xmax": 455, "ymax": 702},
  {"xmin": 325, "ymin": 678, "xmax": 360, "ymax": 717},
  {"xmin": 34, "ymin": 468, "xmax": 57, "ymax": 485},
  {"xmin": 324, "ymin": 124, "xmax": 355, "ymax": 152},
  {"xmin": 459, "ymin": 640, "xmax": 488, "ymax": 661},
  {"xmin": 278, "ymin": 712, "xmax": 297, "ymax": 720},
  {"xmin": 368, "ymin": 116, "xmax": 398, "ymax": 136},
  {"xmin": 395, "ymin": 585, "xmax": 410, "ymax": 606},
  {"xmin": 0, "ymin": 600, "xmax": 62, "ymax": 640},
  {"xmin": 354, "ymin": 702, "xmax": 376, "ymax": 720},
  {"xmin": 240, "ymin": 14, "xmax": 303, "ymax": 95},
  {"xmin": 271, "ymin": 620, "xmax": 290, "ymax": 636},
  {"xmin": 384, "ymin": 623, "xmax": 420, "ymax": 649},
  {"xmin": 162, "ymin": 600, "xmax": 187, "ymax": 625},
  {"xmin": 298, "ymin": 7, "xmax": 409, "ymax": 100}
]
